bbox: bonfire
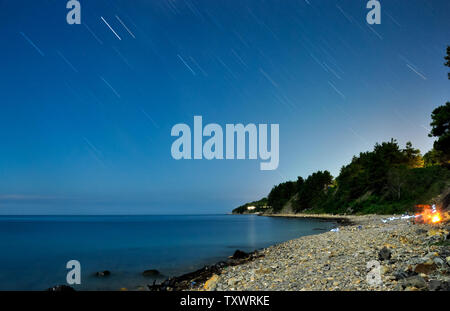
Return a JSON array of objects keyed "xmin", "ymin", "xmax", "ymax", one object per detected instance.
[{"xmin": 414, "ymin": 204, "xmax": 445, "ymax": 224}]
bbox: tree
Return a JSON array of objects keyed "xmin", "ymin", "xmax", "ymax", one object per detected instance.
[
  {"xmin": 387, "ymin": 165, "xmax": 409, "ymax": 200},
  {"xmin": 427, "ymin": 47, "xmax": 450, "ymax": 163},
  {"xmin": 403, "ymin": 141, "xmax": 423, "ymax": 168},
  {"xmin": 334, "ymin": 139, "xmax": 421, "ymax": 202},
  {"xmin": 423, "ymin": 148, "xmax": 444, "ymax": 167},
  {"xmin": 445, "ymin": 46, "xmax": 450, "ymax": 80},
  {"xmin": 367, "ymin": 139, "xmax": 410, "ymax": 193},
  {"xmin": 429, "ymin": 102, "xmax": 450, "ymax": 162},
  {"xmin": 296, "ymin": 176, "xmax": 304, "ymax": 193},
  {"xmin": 267, "ymin": 181, "xmax": 297, "ymax": 212},
  {"xmin": 295, "ymin": 171, "xmax": 333, "ymax": 212}
]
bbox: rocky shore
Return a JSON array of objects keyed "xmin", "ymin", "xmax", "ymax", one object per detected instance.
[
  {"xmin": 48, "ymin": 213, "xmax": 450, "ymax": 291},
  {"xmin": 192, "ymin": 214, "xmax": 450, "ymax": 291}
]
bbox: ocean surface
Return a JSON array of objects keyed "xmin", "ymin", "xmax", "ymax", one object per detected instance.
[{"xmin": 0, "ymin": 214, "xmax": 338, "ymax": 290}]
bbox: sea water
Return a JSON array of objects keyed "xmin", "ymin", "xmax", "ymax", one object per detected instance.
[{"xmin": 0, "ymin": 214, "xmax": 337, "ymax": 290}]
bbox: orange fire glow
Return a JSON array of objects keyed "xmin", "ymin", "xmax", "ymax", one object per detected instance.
[
  {"xmin": 415, "ymin": 204, "xmax": 443, "ymax": 224},
  {"xmin": 431, "ymin": 214, "xmax": 442, "ymax": 223}
]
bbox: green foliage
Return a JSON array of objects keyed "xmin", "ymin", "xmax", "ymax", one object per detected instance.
[
  {"xmin": 428, "ymin": 47, "xmax": 450, "ymax": 162},
  {"xmin": 232, "ymin": 197, "xmax": 268, "ymax": 214},
  {"xmin": 429, "ymin": 102, "xmax": 450, "ymax": 162},
  {"xmin": 296, "ymin": 176, "xmax": 304, "ymax": 193},
  {"xmin": 445, "ymin": 46, "xmax": 450, "ymax": 79},
  {"xmin": 335, "ymin": 139, "xmax": 422, "ymax": 203},
  {"xmin": 319, "ymin": 166, "xmax": 449, "ymax": 215},
  {"xmin": 234, "ymin": 140, "xmax": 449, "ymax": 215},
  {"xmin": 404, "ymin": 141, "xmax": 424, "ymax": 168},
  {"xmin": 387, "ymin": 165, "xmax": 409, "ymax": 200},
  {"xmin": 268, "ymin": 181, "xmax": 297, "ymax": 212},
  {"xmin": 424, "ymin": 148, "xmax": 445, "ymax": 167},
  {"xmin": 294, "ymin": 171, "xmax": 333, "ymax": 212}
]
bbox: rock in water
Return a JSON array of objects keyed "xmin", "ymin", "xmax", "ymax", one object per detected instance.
[
  {"xmin": 47, "ymin": 285, "xmax": 75, "ymax": 292},
  {"xmin": 143, "ymin": 269, "xmax": 161, "ymax": 277},
  {"xmin": 378, "ymin": 247, "xmax": 392, "ymax": 261},
  {"xmin": 232, "ymin": 250, "xmax": 250, "ymax": 259},
  {"xmin": 95, "ymin": 270, "xmax": 111, "ymax": 277}
]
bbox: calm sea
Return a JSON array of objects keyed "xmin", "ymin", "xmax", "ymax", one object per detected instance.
[{"xmin": 0, "ymin": 214, "xmax": 337, "ymax": 290}]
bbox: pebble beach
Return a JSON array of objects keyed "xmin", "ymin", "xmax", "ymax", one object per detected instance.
[{"xmin": 200, "ymin": 214, "xmax": 450, "ymax": 291}]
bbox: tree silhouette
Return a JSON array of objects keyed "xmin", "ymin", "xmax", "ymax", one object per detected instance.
[
  {"xmin": 445, "ymin": 46, "xmax": 450, "ymax": 79},
  {"xmin": 428, "ymin": 46, "xmax": 450, "ymax": 163}
]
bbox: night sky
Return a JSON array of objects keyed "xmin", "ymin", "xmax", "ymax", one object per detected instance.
[{"xmin": 0, "ymin": 0, "xmax": 449, "ymax": 214}]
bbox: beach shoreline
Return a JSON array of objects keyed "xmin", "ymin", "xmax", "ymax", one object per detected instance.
[
  {"xmin": 260, "ymin": 213, "xmax": 357, "ymax": 226},
  {"xmin": 150, "ymin": 213, "xmax": 450, "ymax": 291}
]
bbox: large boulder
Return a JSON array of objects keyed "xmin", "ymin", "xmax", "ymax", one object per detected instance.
[
  {"xmin": 394, "ymin": 269, "xmax": 417, "ymax": 281},
  {"xmin": 428, "ymin": 280, "xmax": 450, "ymax": 291},
  {"xmin": 95, "ymin": 270, "xmax": 111, "ymax": 277},
  {"xmin": 47, "ymin": 285, "xmax": 75, "ymax": 292},
  {"xmin": 378, "ymin": 247, "xmax": 392, "ymax": 261},
  {"xmin": 400, "ymin": 275, "xmax": 427, "ymax": 290},
  {"xmin": 142, "ymin": 269, "xmax": 161, "ymax": 277},
  {"xmin": 414, "ymin": 261, "xmax": 437, "ymax": 275},
  {"xmin": 231, "ymin": 250, "xmax": 250, "ymax": 259}
]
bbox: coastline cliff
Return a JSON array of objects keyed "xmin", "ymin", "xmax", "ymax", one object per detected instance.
[{"xmin": 233, "ymin": 140, "xmax": 450, "ymax": 216}]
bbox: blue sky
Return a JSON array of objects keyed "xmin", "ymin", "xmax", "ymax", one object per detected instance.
[{"xmin": 0, "ymin": 0, "xmax": 449, "ymax": 214}]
